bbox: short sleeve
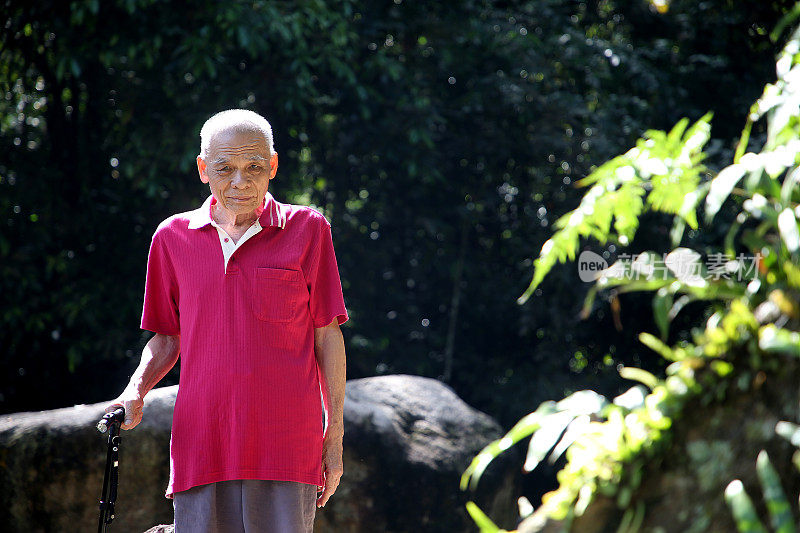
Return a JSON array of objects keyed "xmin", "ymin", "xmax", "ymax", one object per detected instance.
[
  {"xmin": 140, "ymin": 229, "xmax": 180, "ymax": 335},
  {"xmin": 307, "ymin": 219, "xmax": 348, "ymax": 328}
]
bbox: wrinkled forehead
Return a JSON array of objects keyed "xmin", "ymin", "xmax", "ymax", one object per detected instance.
[{"xmin": 206, "ymin": 127, "xmax": 271, "ymax": 161}]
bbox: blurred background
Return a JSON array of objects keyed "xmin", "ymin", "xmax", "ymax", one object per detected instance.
[{"xmin": 2, "ymin": 0, "xmax": 799, "ymax": 529}]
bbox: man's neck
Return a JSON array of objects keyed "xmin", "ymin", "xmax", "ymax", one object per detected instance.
[{"xmin": 211, "ymin": 203, "xmax": 258, "ymax": 230}]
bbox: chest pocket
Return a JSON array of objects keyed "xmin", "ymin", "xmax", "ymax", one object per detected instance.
[{"xmin": 253, "ymin": 267, "xmax": 303, "ymax": 323}]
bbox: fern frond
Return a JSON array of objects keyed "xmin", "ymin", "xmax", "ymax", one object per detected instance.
[{"xmin": 519, "ymin": 114, "xmax": 712, "ymax": 303}]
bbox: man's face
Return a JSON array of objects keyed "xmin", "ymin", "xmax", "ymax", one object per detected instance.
[{"xmin": 197, "ymin": 128, "xmax": 278, "ymax": 218}]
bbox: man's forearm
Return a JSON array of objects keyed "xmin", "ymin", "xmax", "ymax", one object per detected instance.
[
  {"xmin": 110, "ymin": 333, "xmax": 180, "ymax": 429},
  {"xmin": 314, "ymin": 321, "xmax": 346, "ymax": 437},
  {"xmin": 124, "ymin": 333, "xmax": 180, "ymax": 398},
  {"xmin": 314, "ymin": 320, "xmax": 346, "ymax": 507}
]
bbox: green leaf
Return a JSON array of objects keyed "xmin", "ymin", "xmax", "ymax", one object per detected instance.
[
  {"xmin": 777, "ymin": 208, "xmax": 800, "ymax": 254},
  {"xmin": 677, "ymin": 181, "xmax": 706, "ymax": 231},
  {"xmin": 735, "ymin": 110, "xmax": 756, "ymax": 163},
  {"xmin": 617, "ymin": 501, "xmax": 645, "ymax": 533},
  {"xmin": 759, "ymin": 325, "xmax": 800, "ymax": 357},
  {"xmin": 756, "ymin": 451, "xmax": 796, "ymax": 533},
  {"xmin": 665, "ymin": 117, "xmax": 690, "ymax": 148},
  {"xmin": 670, "ymin": 216, "xmax": 687, "ymax": 248},
  {"xmin": 461, "ymin": 406, "xmax": 553, "ymax": 490},
  {"xmin": 465, "ymin": 502, "xmax": 503, "ymax": 533},
  {"xmin": 775, "ymin": 421, "xmax": 800, "ymax": 447},
  {"xmin": 518, "ymin": 230, "xmax": 577, "ymax": 304},
  {"xmin": 681, "ymin": 112, "xmax": 713, "ymax": 155},
  {"xmin": 780, "ymin": 166, "xmax": 800, "ymax": 204},
  {"xmin": 653, "ymin": 288, "xmax": 672, "ymax": 340},
  {"xmin": 525, "ymin": 391, "xmax": 608, "ymax": 471},
  {"xmin": 613, "ymin": 385, "xmax": 647, "ymax": 410},
  {"xmin": 613, "ymin": 182, "xmax": 646, "ymax": 241},
  {"xmin": 619, "ymin": 366, "xmax": 659, "ymax": 390},
  {"xmin": 706, "ymin": 164, "xmax": 746, "ymax": 222},
  {"xmin": 669, "ymin": 295, "xmax": 695, "ymax": 325},
  {"xmin": 638, "ymin": 332, "xmax": 678, "ymax": 361},
  {"xmin": 771, "ymin": 3, "xmax": 800, "ymax": 42},
  {"xmin": 710, "ymin": 360, "xmax": 734, "ymax": 377},
  {"xmin": 548, "ymin": 414, "xmax": 593, "ymax": 465},
  {"xmin": 556, "ymin": 389, "xmax": 609, "ymax": 415},
  {"xmin": 724, "ymin": 480, "xmax": 768, "ymax": 533},
  {"xmin": 524, "ymin": 411, "xmax": 574, "ymax": 472}
]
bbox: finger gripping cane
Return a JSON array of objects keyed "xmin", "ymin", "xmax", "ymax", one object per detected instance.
[{"xmin": 97, "ymin": 408, "xmax": 124, "ymax": 533}]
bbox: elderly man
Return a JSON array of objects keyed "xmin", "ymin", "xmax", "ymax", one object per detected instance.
[{"xmin": 108, "ymin": 109, "xmax": 347, "ymax": 532}]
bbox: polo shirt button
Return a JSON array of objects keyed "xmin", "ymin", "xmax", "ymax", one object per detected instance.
[{"xmin": 224, "ymin": 238, "xmax": 229, "ymax": 242}]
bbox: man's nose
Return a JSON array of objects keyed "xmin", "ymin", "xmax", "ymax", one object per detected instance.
[{"xmin": 231, "ymin": 170, "xmax": 248, "ymax": 188}]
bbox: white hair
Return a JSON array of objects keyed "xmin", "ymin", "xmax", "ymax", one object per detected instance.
[{"xmin": 199, "ymin": 109, "xmax": 275, "ymax": 158}]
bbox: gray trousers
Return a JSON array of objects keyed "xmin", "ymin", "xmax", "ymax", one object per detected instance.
[{"xmin": 173, "ymin": 480, "xmax": 317, "ymax": 533}]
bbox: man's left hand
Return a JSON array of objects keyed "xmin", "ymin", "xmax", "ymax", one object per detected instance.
[{"xmin": 317, "ymin": 430, "xmax": 343, "ymax": 508}]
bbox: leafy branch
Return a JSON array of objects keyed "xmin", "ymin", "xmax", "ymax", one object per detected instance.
[{"xmin": 465, "ymin": 12, "xmax": 800, "ymax": 533}]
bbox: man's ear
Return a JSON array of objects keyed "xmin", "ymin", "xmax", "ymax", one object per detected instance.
[
  {"xmin": 197, "ymin": 155, "xmax": 209, "ymax": 184},
  {"xmin": 269, "ymin": 152, "xmax": 278, "ymax": 180}
]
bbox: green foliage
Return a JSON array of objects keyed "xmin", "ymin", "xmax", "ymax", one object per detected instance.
[
  {"xmin": 756, "ymin": 451, "xmax": 795, "ymax": 533},
  {"xmin": 464, "ymin": 6, "xmax": 800, "ymax": 530},
  {"xmin": 723, "ymin": 448, "xmax": 798, "ymax": 533},
  {"xmin": 463, "ymin": 306, "xmax": 760, "ymax": 525},
  {"xmin": 465, "ymin": 502, "xmax": 507, "ymax": 533},
  {"xmin": 759, "ymin": 324, "xmax": 800, "ymax": 357},
  {"xmin": 461, "ymin": 390, "xmax": 608, "ymax": 492},
  {"xmin": 723, "ymin": 421, "xmax": 800, "ymax": 533},
  {"xmin": 725, "ymin": 480, "xmax": 769, "ymax": 533},
  {"xmin": 519, "ymin": 114, "xmax": 712, "ymax": 303}
]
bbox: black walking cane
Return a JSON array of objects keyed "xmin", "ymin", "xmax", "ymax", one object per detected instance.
[{"xmin": 96, "ymin": 407, "xmax": 125, "ymax": 533}]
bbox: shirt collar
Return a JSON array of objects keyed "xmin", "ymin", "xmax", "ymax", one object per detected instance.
[
  {"xmin": 187, "ymin": 192, "xmax": 285, "ymax": 230},
  {"xmin": 259, "ymin": 192, "xmax": 287, "ymax": 229}
]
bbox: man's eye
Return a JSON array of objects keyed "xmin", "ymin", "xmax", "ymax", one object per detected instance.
[
  {"xmin": 216, "ymin": 166, "xmax": 230, "ymax": 173},
  {"xmin": 249, "ymin": 165, "xmax": 263, "ymax": 172}
]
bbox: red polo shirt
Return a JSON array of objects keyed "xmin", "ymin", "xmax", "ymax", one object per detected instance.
[{"xmin": 141, "ymin": 193, "xmax": 348, "ymax": 497}]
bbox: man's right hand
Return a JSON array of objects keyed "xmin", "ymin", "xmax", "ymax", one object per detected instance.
[
  {"xmin": 106, "ymin": 333, "xmax": 180, "ymax": 431},
  {"xmin": 106, "ymin": 392, "xmax": 144, "ymax": 430}
]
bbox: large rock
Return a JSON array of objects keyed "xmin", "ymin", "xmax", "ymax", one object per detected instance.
[
  {"xmin": 0, "ymin": 375, "xmax": 517, "ymax": 532},
  {"xmin": 319, "ymin": 375, "xmax": 517, "ymax": 532},
  {"xmin": 0, "ymin": 387, "xmax": 176, "ymax": 533}
]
